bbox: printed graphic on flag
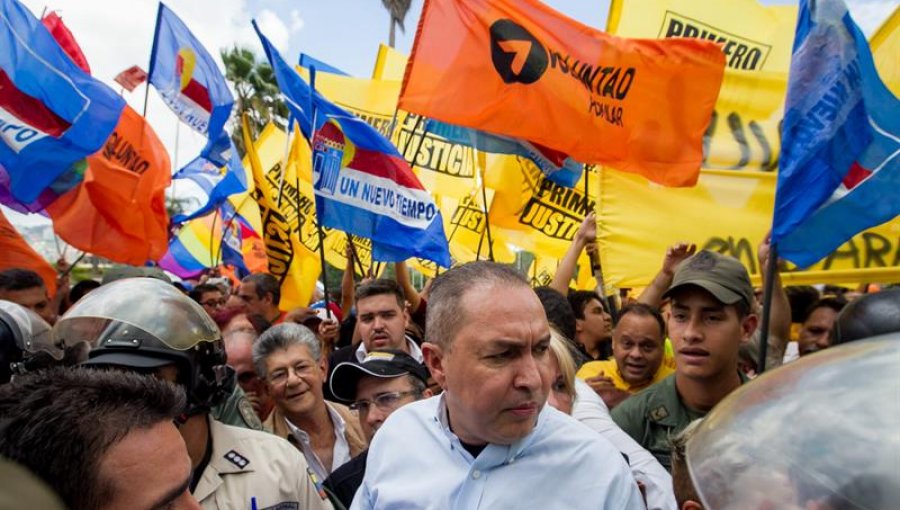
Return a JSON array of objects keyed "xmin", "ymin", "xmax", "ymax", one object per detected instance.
[{"xmin": 148, "ymin": 3, "xmax": 233, "ymax": 142}]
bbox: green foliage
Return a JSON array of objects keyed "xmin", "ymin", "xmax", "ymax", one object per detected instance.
[{"xmin": 221, "ymin": 45, "xmax": 289, "ymax": 151}]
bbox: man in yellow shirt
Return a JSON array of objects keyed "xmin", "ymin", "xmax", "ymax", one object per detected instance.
[{"xmin": 577, "ymin": 303, "xmax": 672, "ymax": 409}]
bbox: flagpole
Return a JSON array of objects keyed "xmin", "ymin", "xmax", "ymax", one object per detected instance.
[
  {"xmin": 142, "ymin": 82, "xmax": 151, "ymax": 118},
  {"xmin": 756, "ymin": 243, "xmax": 778, "ymax": 374},
  {"xmin": 307, "ymin": 67, "xmax": 333, "ymax": 316},
  {"xmin": 144, "ymin": 2, "xmax": 163, "ymax": 120},
  {"xmin": 399, "ymin": 114, "xmax": 426, "ymax": 161},
  {"xmin": 475, "ymin": 148, "xmax": 494, "ymax": 262},
  {"xmin": 347, "ymin": 234, "xmax": 365, "ymax": 277},
  {"xmin": 209, "ymin": 207, "xmax": 221, "ymax": 267},
  {"xmin": 172, "ymin": 119, "xmax": 180, "ymax": 199},
  {"xmin": 586, "ymin": 165, "xmax": 614, "ymax": 321}
]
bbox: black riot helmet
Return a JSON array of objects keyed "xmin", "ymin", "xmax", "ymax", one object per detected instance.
[
  {"xmin": 832, "ymin": 289, "xmax": 900, "ymax": 345},
  {"xmin": 0, "ymin": 300, "xmax": 60, "ymax": 384},
  {"xmin": 54, "ymin": 277, "xmax": 230, "ymax": 416}
]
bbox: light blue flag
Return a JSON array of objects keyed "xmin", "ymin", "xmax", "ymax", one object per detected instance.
[
  {"xmin": 772, "ymin": 0, "xmax": 899, "ymax": 268},
  {"xmin": 254, "ymin": 21, "xmax": 451, "ymax": 267},
  {"xmin": 426, "ymin": 119, "xmax": 584, "ymax": 188},
  {"xmin": 148, "ymin": 2, "xmax": 233, "ymax": 166},
  {"xmin": 170, "ymin": 134, "xmax": 248, "ymax": 224}
]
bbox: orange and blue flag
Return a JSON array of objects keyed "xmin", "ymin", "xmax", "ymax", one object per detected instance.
[
  {"xmin": 254, "ymin": 22, "xmax": 451, "ymax": 267},
  {"xmin": 148, "ymin": 3, "xmax": 233, "ymax": 165},
  {"xmin": 772, "ymin": 0, "xmax": 900, "ymax": 267},
  {"xmin": 0, "ymin": 0, "xmax": 124, "ymax": 204}
]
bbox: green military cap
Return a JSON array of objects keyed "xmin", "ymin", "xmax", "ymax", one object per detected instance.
[{"xmin": 662, "ymin": 250, "xmax": 753, "ymax": 307}]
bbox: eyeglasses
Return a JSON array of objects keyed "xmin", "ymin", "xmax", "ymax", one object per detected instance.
[
  {"xmin": 267, "ymin": 363, "xmax": 317, "ymax": 386},
  {"xmin": 349, "ymin": 391, "xmax": 418, "ymax": 414},
  {"xmin": 201, "ymin": 298, "xmax": 227, "ymax": 308}
]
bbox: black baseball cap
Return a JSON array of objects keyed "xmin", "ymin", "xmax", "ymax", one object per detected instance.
[{"xmin": 329, "ymin": 349, "xmax": 429, "ymax": 402}]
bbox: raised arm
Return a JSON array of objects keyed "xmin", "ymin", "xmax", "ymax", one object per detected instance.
[
  {"xmin": 756, "ymin": 232, "xmax": 791, "ymax": 366},
  {"xmin": 550, "ymin": 211, "xmax": 596, "ymax": 295},
  {"xmin": 637, "ymin": 242, "xmax": 696, "ymax": 307},
  {"xmin": 394, "ymin": 260, "xmax": 421, "ymax": 312}
]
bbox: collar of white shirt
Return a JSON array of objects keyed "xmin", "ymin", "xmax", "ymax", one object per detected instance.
[
  {"xmin": 284, "ymin": 401, "xmax": 351, "ymax": 479},
  {"xmin": 354, "ymin": 335, "xmax": 424, "ymax": 362}
]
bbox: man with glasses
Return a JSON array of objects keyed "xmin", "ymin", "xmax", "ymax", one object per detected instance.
[
  {"xmin": 253, "ymin": 323, "xmax": 367, "ymax": 490},
  {"xmin": 324, "ymin": 349, "xmax": 432, "ymax": 507},
  {"xmin": 189, "ymin": 283, "xmax": 228, "ymax": 318}
]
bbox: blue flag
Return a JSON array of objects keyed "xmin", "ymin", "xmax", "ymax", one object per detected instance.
[
  {"xmin": 299, "ymin": 53, "xmax": 348, "ymax": 76},
  {"xmin": 426, "ymin": 119, "xmax": 584, "ymax": 188},
  {"xmin": 772, "ymin": 0, "xmax": 900, "ymax": 268},
  {"xmin": 148, "ymin": 3, "xmax": 233, "ymax": 165},
  {"xmin": 254, "ymin": 22, "xmax": 451, "ymax": 267},
  {"xmin": 0, "ymin": 0, "xmax": 125, "ymax": 203},
  {"xmin": 170, "ymin": 134, "xmax": 248, "ymax": 224}
]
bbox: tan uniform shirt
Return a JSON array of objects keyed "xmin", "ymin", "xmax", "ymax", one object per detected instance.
[{"xmin": 194, "ymin": 418, "xmax": 333, "ymax": 510}]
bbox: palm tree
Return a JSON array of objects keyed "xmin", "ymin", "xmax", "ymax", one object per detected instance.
[
  {"xmin": 221, "ymin": 45, "xmax": 288, "ymax": 151},
  {"xmin": 381, "ymin": 0, "xmax": 413, "ymax": 47}
]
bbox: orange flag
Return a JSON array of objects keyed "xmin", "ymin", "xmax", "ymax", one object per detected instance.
[
  {"xmin": 0, "ymin": 210, "xmax": 57, "ymax": 295},
  {"xmin": 399, "ymin": 0, "xmax": 726, "ymax": 187},
  {"xmin": 47, "ymin": 106, "xmax": 171, "ymax": 265}
]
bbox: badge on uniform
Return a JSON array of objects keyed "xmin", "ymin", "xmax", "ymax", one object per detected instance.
[
  {"xmin": 224, "ymin": 449, "xmax": 250, "ymax": 469},
  {"xmin": 649, "ymin": 405, "xmax": 669, "ymax": 422}
]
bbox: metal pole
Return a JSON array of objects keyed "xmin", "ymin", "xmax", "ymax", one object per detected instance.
[{"xmin": 756, "ymin": 244, "xmax": 779, "ymax": 374}]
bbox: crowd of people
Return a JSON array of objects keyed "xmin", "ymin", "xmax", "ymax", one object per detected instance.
[{"xmin": 0, "ymin": 216, "xmax": 898, "ymax": 510}]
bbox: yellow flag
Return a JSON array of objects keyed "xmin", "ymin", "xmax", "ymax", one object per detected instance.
[
  {"xmin": 322, "ymin": 231, "xmax": 377, "ymax": 277},
  {"xmin": 871, "ymin": 6, "xmax": 899, "ymax": 96},
  {"xmin": 372, "ymin": 43, "xmax": 409, "ymax": 80},
  {"xmin": 527, "ymin": 256, "xmax": 558, "ymax": 288},
  {"xmin": 242, "ymin": 119, "xmax": 321, "ymax": 310},
  {"xmin": 488, "ymin": 159, "xmax": 597, "ymax": 260}
]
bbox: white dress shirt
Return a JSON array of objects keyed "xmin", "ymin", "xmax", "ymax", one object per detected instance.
[{"xmin": 351, "ymin": 394, "xmax": 643, "ymax": 509}]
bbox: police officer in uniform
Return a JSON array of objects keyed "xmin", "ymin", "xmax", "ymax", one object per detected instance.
[{"xmin": 54, "ymin": 278, "xmax": 332, "ymax": 510}]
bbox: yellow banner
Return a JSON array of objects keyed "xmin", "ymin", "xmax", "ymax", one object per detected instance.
[
  {"xmin": 488, "ymin": 159, "xmax": 598, "ymax": 260},
  {"xmin": 607, "ymin": 0, "xmax": 796, "ymax": 172},
  {"xmin": 372, "ymin": 43, "xmax": 409, "ymax": 81},
  {"xmin": 243, "ymin": 121, "xmax": 321, "ymax": 310},
  {"xmin": 597, "ymin": 169, "xmax": 900, "ymax": 288},
  {"xmin": 871, "ymin": 6, "xmax": 899, "ymax": 96},
  {"xmin": 322, "ymin": 231, "xmax": 377, "ymax": 277}
]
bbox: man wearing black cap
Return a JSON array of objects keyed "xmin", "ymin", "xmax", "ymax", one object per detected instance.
[
  {"xmin": 612, "ymin": 250, "xmax": 759, "ymax": 470},
  {"xmin": 324, "ymin": 349, "xmax": 431, "ymax": 507}
]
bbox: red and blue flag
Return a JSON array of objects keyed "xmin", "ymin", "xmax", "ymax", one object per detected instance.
[
  {"xmin": 0, "ymin": 0, "xmax": 124, "ymax": 204},
  {"xmin": 148, "ymin": 3, "xmax": 233, "ymax": 166},
  {"xmin": 254, "ymin": 22, "xmax": 451, "ymax": 267},
  {"xmin": 772, "ymin": 0, "xmax": 899, "ymax": 267}
]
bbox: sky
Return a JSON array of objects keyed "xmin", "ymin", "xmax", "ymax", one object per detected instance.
[{"xmin": 5, "ymin": 0, "xmax": 897, "ymax": 229}]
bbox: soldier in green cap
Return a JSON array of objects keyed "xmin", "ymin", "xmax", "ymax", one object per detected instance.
[{"xmin": 612, "ymin": 250, "xmax": 758, "ymax": 471}]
